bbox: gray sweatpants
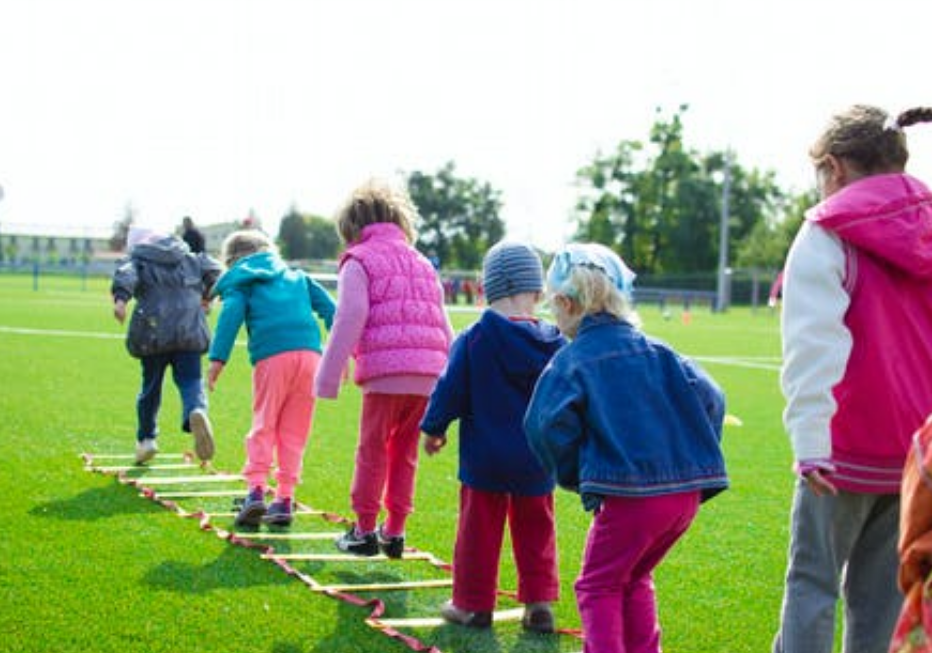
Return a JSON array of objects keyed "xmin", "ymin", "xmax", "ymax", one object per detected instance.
[{"xmin": 772, "ymin": 480, "xmax": 901, "ymax": 653}]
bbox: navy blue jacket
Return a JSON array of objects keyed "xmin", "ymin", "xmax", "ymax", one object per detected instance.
[
  {"xmin": 420, "ymin": 309, "xmax": 567, "ymax": 495},
  {"xmin": 524, "ymin": 312, "xmax": 728, "ymax": 510}
]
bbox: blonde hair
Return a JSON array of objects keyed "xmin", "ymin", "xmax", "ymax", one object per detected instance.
[
  {"xmin": 809, "ymin": 105, "xmax": 932, "ymax": 175},
  {"xmin": 220, "ymin": 230, "xmax": 274, "ymax": 267},
  {"xmin": 335, "ymin": 178, "xmax": 418, "ymax": 244},
  {"xmin": 555, "ymin": 265, "xmax": 641, "ymax": 329}
]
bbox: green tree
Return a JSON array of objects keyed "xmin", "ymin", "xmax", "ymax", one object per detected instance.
[
  {"xmin": 277, "ymin": 207, "xmax": 340, "ymax": 261},
  {"xmin": 574, "ymin": 106, "xmax": 788, "ymax": 275},
  {"xmin": 407, "ymin": 161, "xmax": 505, "ymax": 270}
]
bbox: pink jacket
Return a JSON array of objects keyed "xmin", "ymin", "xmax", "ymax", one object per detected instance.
[
  {"xmin": 789, "ymin": 173, "xmax": 932, "ymax": 492},
  {"xmin": 340, "ymin": 223, "xmax": 450, "ymax": 385}
]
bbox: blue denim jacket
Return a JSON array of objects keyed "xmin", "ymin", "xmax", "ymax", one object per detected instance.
[{"xmin": 524, "ymin": 312, "xmax": 728, "ymax": 510}]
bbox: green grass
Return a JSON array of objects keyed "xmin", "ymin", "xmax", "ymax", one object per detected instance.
[{"xmin": 0, "ymin": 273, "xmax": 794, "ymax": 652}]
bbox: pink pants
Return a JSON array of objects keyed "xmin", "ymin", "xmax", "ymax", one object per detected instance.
[
  {"xmin": 350, "ymin": 393, "xmax": 428, "ymax": 535},
  {"xmin": 243, "ymin": 350, "xmax": 320, "ymax": 500},
  {"xmin": 452, "ymin": 485, "xmax": 560, "ymax": 612},
  {"xmin": 577, "ymin": 492, "xmax": 700, "ymax": 653}
]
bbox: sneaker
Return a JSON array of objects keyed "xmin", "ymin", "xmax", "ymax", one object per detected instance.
[
  {"xmin": 335, "ymin": 525, "xmax": 379, "ymax": 556},
  {"xmin": 135, "ymin": 438, "xmax": 158, "ymax": 465},
  {"xmin": 234, "ymin": 487, "xmax": 267, "ymax": 527},
  {"xmin": 188, "ymin": 408, "xmax": 215, "ymax": 462},
  {"xmin": 377, "ymin": 525, "xmax": 405, "ymax": 559},
  {"xmin": 262, "ymin": 498, "xmax": 293, "ymax": 527},
  {"xmin": 522, "ymin": 603, "xmax": 555, "ymax": 634},
  {"xmin": 440, "ymin": 600, "xmax": 492, "ymax": 629}
]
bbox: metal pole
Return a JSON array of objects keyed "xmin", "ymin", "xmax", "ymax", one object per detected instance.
[{"xmin": 715, "ymin": 151, "xmax": 732, "ymax": 312}]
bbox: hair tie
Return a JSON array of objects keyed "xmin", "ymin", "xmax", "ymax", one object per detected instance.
[{"xmin": 883, "ymin": 115, "xmax": 902, "ymax": 133}]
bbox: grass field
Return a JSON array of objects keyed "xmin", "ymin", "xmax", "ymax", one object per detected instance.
[{"xmin": 0, "ymin": 273, "xmax": 795, "ymax": 653}]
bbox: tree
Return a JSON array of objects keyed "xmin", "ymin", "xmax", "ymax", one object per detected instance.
[
  {"xmin": 407, "ymin": 162, "xmax": 505, "ymax": 270},
  {"xmin": 574, "ymin": 106, "xmax": 789, "ymax": 275},
  {"xmin": 277, "ymin": 207, "xmax": 340, "ymax": 261}
]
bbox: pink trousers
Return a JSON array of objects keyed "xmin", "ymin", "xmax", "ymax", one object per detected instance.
[
  {"xmin": 577, "ymin": 492, "xmax": 700, "ymax": 653},
  {"xmin": 452, "ymin": 485, "xmax": 559, "ymax": 612},
  {"xmin": 351, "ymin": 393, "xmax": 428, "ymax": 535},
  {"xmin": 243, "ymin": 350, "xmax": 320, "ymax": 500}
]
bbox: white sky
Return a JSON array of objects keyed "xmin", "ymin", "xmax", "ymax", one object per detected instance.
[{"xmin": 2, "ymin": 0, "xmax": 931, "ymax": 250}]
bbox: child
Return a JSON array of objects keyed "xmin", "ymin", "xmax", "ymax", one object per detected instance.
[
  {"xmin": 774, "ymin": 106, "xmax": 932, "ymax": 653},
  {"xmin": 207, "ymin": 230, "xmax": 336, "ymax": 527},
  {"xmin": 524, "ymin": 243, "xmax": 728, "ymax": 653},
  {"xmin": 315, "ymin": 179, "xmax": 453, "ymax": 558},
  {"xmin": 420, "ymin": 241, "xmax": 566, "ymax": 633},
  {"xmin": 111, "ymin": 227, "xmax": 222, "ymax": 465}
]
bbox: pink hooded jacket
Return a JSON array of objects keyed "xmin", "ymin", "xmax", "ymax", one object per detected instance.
[{"xmin": 784, "ymin": 173, "xmax": 932, "ymax": 492}]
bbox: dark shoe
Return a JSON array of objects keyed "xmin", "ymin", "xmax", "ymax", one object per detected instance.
[
  {"xmin": 440, "ymin": 600, "xmax": 493, "ymax": 629},
  {"xmin": 335, "ymin": 525, "xmax": 379, "ymax": 556},
  {"xmin": 522, "ymin": 603, "xmax": 555, "ymax": 634},
  {"xmin": 189, "ymin": 409, "xmax": 215, "ymax": 462},
  {"xmin": 262, "ymin": 498, "xmax": 293, "ymax": 527},
  {"xmin": 377, "ymin": 525, "xmax": 405, "ymax": 559},
  {"xmin": 234, "ymin": 488, "xmax": 267, "ymax": 527}
]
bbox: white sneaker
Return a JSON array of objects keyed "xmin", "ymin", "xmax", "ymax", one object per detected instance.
[
  {"xmin": 135, "ymin": 438, "xmax": 158, "ymax": 465},
  {"xmin": 189, "ymin": 409, "xmax": 215, "ymax": 462}
]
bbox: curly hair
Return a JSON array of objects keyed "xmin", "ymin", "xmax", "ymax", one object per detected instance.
[{"xmin": 334, "ymin": 178, "xmax": 418, "ymax": 244}]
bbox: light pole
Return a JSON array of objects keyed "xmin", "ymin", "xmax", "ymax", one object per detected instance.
[{"xmin": 715, "ymin": 152, "xmax": 731, "ymax": 312}]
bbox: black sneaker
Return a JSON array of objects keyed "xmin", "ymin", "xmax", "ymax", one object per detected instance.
[
  {"xmin": 262, "ymin": 498, "xmax": 293, "ymax": 527},
  {"xmin": 335, "ymin": 525, "xmax": 379, "ymax": 556},
  {"xmin": 234, "ymin": 488, "xmax": 267, "ymax": 527},
  {"xmin": 521, "ymin": 603, "xmax": 555, "ymax": 634},
  {"xmin": 377, "ymin": 525, "xmax": 405, "ymax": 559}
]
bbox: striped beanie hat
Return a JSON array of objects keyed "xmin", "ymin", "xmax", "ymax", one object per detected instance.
[{"xmin": 482, "ymin": 241, "xmax": 544, "ymax": 303}]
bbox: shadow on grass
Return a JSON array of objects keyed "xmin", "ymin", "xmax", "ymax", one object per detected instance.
[
  {"xmin": 28, "ymin": 481, "xmax": 160, "ymax": 521},
  {"xmin": 141, "ymin": 545, "xmax": 293, "ymax": 593}
]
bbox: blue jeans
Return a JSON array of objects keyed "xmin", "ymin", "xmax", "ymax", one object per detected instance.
[
  {"xmin": 136, "ymin": 351, "xmax": 207, "ymax": 441},
  {"xmin": 772, "ymin": 480, "xmax": 901, "ymax": 653}
]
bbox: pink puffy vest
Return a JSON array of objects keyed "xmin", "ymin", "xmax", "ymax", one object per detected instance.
[{"xmin": 340, "ymin": 223, "xmax": 449, "ymax": 384}]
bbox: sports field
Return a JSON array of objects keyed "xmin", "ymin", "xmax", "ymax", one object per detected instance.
[{"xmin": 0, "ymin": 274, "xmax": 793, "ymax": 653}]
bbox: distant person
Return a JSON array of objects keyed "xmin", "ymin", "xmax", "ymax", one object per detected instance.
[
  {"xmin": 181, "ymin": 216, "xmax": 206, "ymax": 253},
  {"xmin": 207, "ymin": 230, "xmax": 335, "ymax": 528},
  {"xmin": 111, "ymin": 227, "xmax": 222, "ymax": 465},
  {"xmin": 315, "ymin": 179, "xmax": 453, "ymax": 558},
  {"xmin": 773, "ymin": 105, "xmax": 932, "ymax": 653},
  {"xmin": 420, "ymin": 241, "xmax": 566, "ymax": 633},
  {"xmin": 524, "ymin": 243, "xmax": 728, "ymax": 653}
]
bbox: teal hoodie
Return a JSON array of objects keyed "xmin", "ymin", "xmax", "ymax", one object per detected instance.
[{"xmin": 208, "ymin": 251, "xmax": 336, "ymax": 365}]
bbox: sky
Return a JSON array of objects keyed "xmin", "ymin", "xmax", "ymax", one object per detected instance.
[{"xmin": 2, "ymin": 0, "xmax": 932, "ymax": 250}]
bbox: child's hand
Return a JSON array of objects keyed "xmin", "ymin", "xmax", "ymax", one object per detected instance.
[
  {"xmin": 113, "ymin": 299, "xmax": 127, "ymax": 324},
  {"xmin": 207, "ymin": 360, "xmax": 224, "ymax": 392},
  {"xmin": 423, "ymin": 434, "xmax": 447, "ymax": 456}
]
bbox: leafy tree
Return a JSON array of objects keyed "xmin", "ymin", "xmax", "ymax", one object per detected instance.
[
  {"xmin": 407, "ymin": 162, "xmax": 505, "ymax": 270},
  {"xmin": 277, "ymin": 207, "xmax": 340, "ymax": 261},
  {"xmin": 734, "ymin": 187, "xmax": 814, "ymax": 271},
  {"xmin": 574, "ymin": 106, "xmax": 789, "ymax": 275}
]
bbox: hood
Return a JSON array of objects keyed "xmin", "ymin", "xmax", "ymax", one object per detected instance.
[
  {"xmin": 479, "ymin": 309, "xmax": 565, "ymax": 380},
  {"xmin": 215, "ymin": 251, "xmax": 287, "ymax": 294},
  {"xmin": 808, "ymin": 173, "xmax": 932, "ymax": 278},
  {"xmin": 131, "ymin": 236, "xmax": 190, "ymax": 265}
]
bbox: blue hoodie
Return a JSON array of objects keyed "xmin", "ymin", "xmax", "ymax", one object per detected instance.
[
  {"xmin": 208, "ymin": 251, "xmax": 336, "ymax": 365},
  {"xmin": 420, "ymin": 309, "xmax": 567, "ymax": 495}
]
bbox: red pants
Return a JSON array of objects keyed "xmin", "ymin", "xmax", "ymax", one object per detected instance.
[
  {"xmin": 452, "ymin": 485, "xmax": 560, "ymax": 612},
  {"xmin": 350, "ymin": 393, "xmax": 428, "ymax": 534}
]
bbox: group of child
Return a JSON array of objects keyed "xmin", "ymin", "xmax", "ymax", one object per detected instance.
[
  {"xmin": 111, "ymin": 178, "xmax": 728, "ymax": 650},
  {"xmin": 113, "ymin": 101, "xmax": 932, "ymax": 652}
]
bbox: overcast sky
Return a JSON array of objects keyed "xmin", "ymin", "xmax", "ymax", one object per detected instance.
[{"xmin": 2, "ymin": 0, "xmax": 931, "ymax": 249}]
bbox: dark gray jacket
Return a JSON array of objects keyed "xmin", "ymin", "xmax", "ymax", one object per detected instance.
[{"xmin": 111, "ymin": 236, "xmax": 222, "ymax": 358}]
